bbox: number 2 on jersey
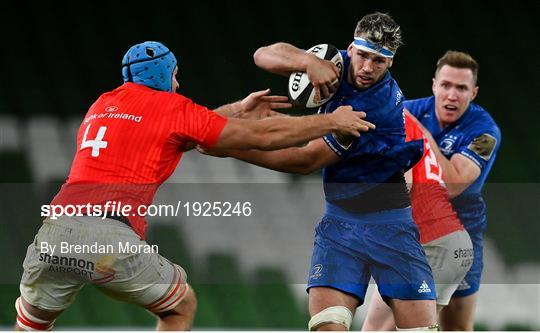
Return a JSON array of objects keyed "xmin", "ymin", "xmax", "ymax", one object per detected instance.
[
  {"xmin": 424, "ymin": 141, "xmax": 444, "ymax": 184},
  {"xmin": 80, "ymin": 124, "xmax": 108, "ymax": 157}
]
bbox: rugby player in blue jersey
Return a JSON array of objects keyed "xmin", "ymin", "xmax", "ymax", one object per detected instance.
[
  {"xmin": 404, "ymin": 51, "xmax": 501, "ymax": 331},
  {"xmin": 201, "ymin": 12, "xmax": 438, "ymax": 331}
]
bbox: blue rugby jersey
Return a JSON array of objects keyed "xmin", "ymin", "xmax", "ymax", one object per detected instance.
[
  {"xmin": 321, "ymin": 51, "xmax": 423, "ymax": 209},
  {"xmin": 405, "ymin": 96, "xmax": 501, "ymax": 230}
]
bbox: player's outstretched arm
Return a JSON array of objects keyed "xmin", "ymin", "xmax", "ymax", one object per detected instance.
[
  {"xmin": 200, "ymin": 138, "xmax": 339, "ymax": 175},
  {"xmin": 214, "ymin": 89, "xmax": 291, "ymax": 119},
  {"xmin": 214, "ymin": 106, "xmax": 374, "ymax": 151},
  {"xmin": 254, "ymin": 43, "xmax": 339, "ymax": 100}
]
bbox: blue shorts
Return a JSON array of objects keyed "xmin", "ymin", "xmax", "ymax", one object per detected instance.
[
  {"xmin": 307, "ymin": 204, "xmax": 436, "ymax": 304},
  {"xmin": 452, "ymin": 224, "xmax": 485, "ymax": 297}
]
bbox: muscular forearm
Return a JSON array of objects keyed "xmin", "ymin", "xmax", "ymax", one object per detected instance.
[
  {"xmin": 253, "ymin": 42, "xmax": 314, "ymax": 76},
  {"xmin": 216, "ymin": 105, "xmax": 367, "ymax": 151},
  {"xmin": 251, "ymin": 114, "xmax": 338, "ymax": 151},
  {"xmin": 213, "ymin": 101, "xmax": 243, "ymax": 118},
  {"xmin": 424, "ymin": 133, "xmax": 469, "ymax": 197},
  {"xmin": 227, "ymin": 147, "xmax": 313, "ymax": 174}
]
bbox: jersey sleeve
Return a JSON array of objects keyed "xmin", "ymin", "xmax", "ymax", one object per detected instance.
[
  {"xmin": 322, "ymin": 105, "xmax": 400, "ymax": 160},
  {"xmin": 457, "ymin": 129, "xmax": 500, "ymax": 170},
  {"xmin": 403, "ymin": 100, "xmax": 420, "ymax": 118},
  {"xmin": 404, "ymin": 98, "xmax": 431, "ymax": 119},
  {"xmin": 320, "ymin": 101, "xmax": 383, "ymax": 159},
  {"xmin": 322, "ymin": 131, "xmax": 375, "ymax": 159},
  {"xmin": 172, "ymin": 97, "xmax": 228, "ymax": 148}
]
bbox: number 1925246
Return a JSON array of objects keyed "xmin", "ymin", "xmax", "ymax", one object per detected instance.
[{"xmin": 183, "ymin": 201, "xmax": 252, "ymax": 217}]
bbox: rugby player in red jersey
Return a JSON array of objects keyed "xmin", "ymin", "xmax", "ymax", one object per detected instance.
[
  {"xmin": 14, "ymin": 41, "xmax": 374, "ymax": 331},
  {"xmin": 361, "ymin": 112, "xmax": 473, "ymax": 330}
]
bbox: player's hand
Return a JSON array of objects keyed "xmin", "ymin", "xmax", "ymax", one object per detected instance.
[
  {"xmin": 330, "ymin": 106, "xmax": 375, "ymax": 138},
  {"xmin": 306, "ymin": 55, "xmax": 340, "ymax": 102},
  {"xmin": 239, "ymin": 89, "xmax": 291, "ymax": 120},
  {"xmin": 196, "ymin": 145, "xmax": 229, "ymax": 158}
]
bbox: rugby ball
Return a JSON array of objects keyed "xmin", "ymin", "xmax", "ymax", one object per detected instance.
[{"xmin": 288, "ymin": 44, "xmax": 344, "ymax": 108}]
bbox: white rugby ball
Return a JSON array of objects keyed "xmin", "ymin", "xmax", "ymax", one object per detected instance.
[{"xmin": 288, "ymin": 44, "xmax": 344, "ymax": 108}]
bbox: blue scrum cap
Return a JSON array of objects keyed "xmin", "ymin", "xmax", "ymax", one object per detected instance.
[{"xmin": 121, "ymin": 41, "xmax": 177, "ymax": 92}]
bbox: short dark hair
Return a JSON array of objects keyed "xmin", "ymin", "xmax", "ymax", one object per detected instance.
[
  {"xmin": 435, "ymin": 51, "xmax": 479, "ymax": 85},
  {"xmin": 354, "ymin": 12, "xmax": 403, "ymax": 53}
]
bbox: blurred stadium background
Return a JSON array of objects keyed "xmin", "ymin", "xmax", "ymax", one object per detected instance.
[{"xmin": 0, "ymin": 0, "xmax": 538, "ymax": 330}]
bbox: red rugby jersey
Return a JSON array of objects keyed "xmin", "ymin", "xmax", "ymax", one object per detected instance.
[
  {"xmin": 405, "ymin": 113, "xmax": 463, "ymax": 244},
  {"xmin": 51, "ymin": 83, "xmax": 228, "ymax": 238}
]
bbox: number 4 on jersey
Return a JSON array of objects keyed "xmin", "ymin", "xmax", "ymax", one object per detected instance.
[{"xmin": 80, "ymin": 124, "xmax": 108, "ymax": 157}]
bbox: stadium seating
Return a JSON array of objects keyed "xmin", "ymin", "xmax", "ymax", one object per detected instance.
[
  {"xmin": 25, "ymin": 117, "xmax": 70, "ymax": 183},
  {"xmin": 0, "ymin": 116, "xmax": 20, "ymax": 152}
]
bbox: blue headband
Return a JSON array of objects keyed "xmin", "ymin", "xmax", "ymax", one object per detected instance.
[
  {"xmin": 352, "ymin": 37, "xmax": 395, "ymax": 58},
  {"xmin": 122, "ymin": 41, "xmax": 177, "ymax": 92}
]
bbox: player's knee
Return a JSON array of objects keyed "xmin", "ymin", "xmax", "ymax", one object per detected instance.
[
  {"xmin": 439, "ymin": 296, "xmax": 475, "ymax": 331},
  {"xmin": 362, "ymin": 315, "xmax": 395, "ymax": 331},
  {"xmin": 440, "ymin": 319, "xmax": 473, "ymax": 331},
  {"xmin": 156, "ymin": 284, "xmax": 197, "ymax": 319},
  {"xmin": 308, "ymin": 306, "xmax": 353, "ymax": 331},
  {"xmin": 180, "ymin": 286, "xmax": 197, "ymax": 314},
  {"xmin": 443, "ymin": 324, "xmax": 473, "ymax": 331},
  {"xmin": 15, "ymin": 297, "xmax": 56, "ymax": 331}
]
